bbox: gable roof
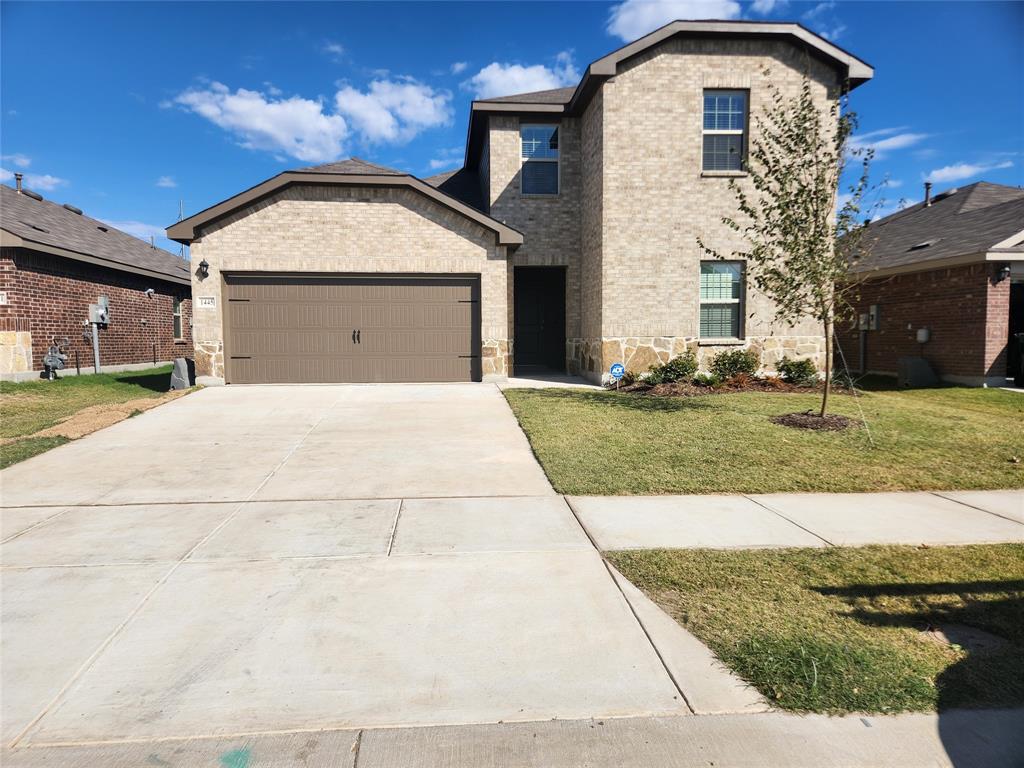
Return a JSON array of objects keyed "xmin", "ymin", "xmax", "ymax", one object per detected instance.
[
  {"xmin": 0, "ymin": 184, "xmax": 191, "ymax": 285},
  {"xmin": 464, "ymin": 20, "xmax": 874, "ymax": 170},
  {"xmin": 854, "ymin": 182, "xmax": 1024, "ymax": 275},
  {"xmin": 166, "ymin": 158, "xmax": 522, "ymax": 247},
  {"xmin": 476, "ymin": 87, "xmax": 576, "ymax": 106}
]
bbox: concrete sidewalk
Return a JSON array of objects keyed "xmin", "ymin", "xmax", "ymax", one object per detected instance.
[
  {"xmin": 4, "ymin": 709, "xmax": 1021, "ymax": 768},
  {"xmin": 569, "ymin": 489, "xmax": 1023, "ymax": 550}
]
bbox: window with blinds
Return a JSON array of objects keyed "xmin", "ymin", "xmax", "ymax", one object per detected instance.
[
  {"xmin": 700, "ymin": 261, "xmax": 744, "ymax": 338},
  {"xmin": 521, "ymin": 124, "xmax": 559, "ymax": 195},
  {"xmin": 702, "ymin": 91, "xmax": 747, "ymax": 172}
]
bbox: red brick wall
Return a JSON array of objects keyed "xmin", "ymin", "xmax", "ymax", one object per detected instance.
[
  {"xmin": 839, "ymin": 263, "xmax": 1009, "ymax": 383},
  {"xmin": 0, "ymin": 248, "xmax": 193, "ymax": 372}
]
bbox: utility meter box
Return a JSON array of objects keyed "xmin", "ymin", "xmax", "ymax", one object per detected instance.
[
  {"xmin": 916, "ymin": 327, "xmax": 931, "ymax": 344},
  {"xmin": 88, "ymin": 303, "xmax": 110, "ymax": 325},
  {"xmin": 867, "ymin": 304, "xmax": 880, "ymax": 331},
  {"xmin": 858, "ymin": 313, "xmax": 870, "ymax": 331}
]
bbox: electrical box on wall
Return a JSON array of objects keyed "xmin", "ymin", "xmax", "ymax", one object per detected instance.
[
  {"xmin": 858, "ymin": 313, "xmax": 870, "ymax": 331},
  {"xmin": 88, "ymin": 303, "xmax": 110, "ymax": 325},
  {"xmin": 867, "ymin": 305, "xmax": 880, "ymax": 330},
  {"xmin": 916, "ymin": 327, "xmax": 931, "ymax": 343}
]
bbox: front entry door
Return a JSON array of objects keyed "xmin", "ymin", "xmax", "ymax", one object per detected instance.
[{"xmin": 514, "ymin": 267, "xmax": 566, "ymax": 372}]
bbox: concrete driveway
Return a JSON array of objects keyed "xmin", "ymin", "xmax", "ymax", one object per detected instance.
[{"xmin": 1, "ymin": 385, "xmax": 751, "ymax": 757}]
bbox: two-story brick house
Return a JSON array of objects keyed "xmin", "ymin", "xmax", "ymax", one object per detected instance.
[{"xmin": 168, "ymin": 20, "xmax": 873, "ymax": 385}]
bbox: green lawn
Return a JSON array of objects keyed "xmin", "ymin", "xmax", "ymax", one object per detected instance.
[
  {"xmin": 503, "ymin": 386, "xmax": 1024, "ymax": 494},
  {"xmin": 0, "ymin": 365, "xmax": 175, "ymax": 468},
  {"xmin": 608, "ymin": 544, "xmax": 1024, "ymax": 713}
]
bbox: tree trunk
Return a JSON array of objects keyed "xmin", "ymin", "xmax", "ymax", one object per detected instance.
[{"xmin": 820, "ymin": 317, "xmax": 833, "ymax": 418}]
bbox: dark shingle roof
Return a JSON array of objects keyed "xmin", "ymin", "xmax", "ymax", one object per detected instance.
[
  {"xmin": 475, "ymin": 86, "xmax": 576, "ymax": 105},
  {"xmin": 855, "ymin": 182, "xmax": 1024, "ymax": 272},
  {"xmin": 294, "ymin": 157, "xmax": 406, "ymax": 176},
  {"xmin": 423, "ymin": 168, "xmax": 485, "ymax": 212},
  {"xmin": 0, "ymin": 184, "xmax": 190, "ymax": 284}
]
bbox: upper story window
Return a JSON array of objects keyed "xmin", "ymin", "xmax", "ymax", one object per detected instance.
[
  {"xmin": 172, "ymin": 297, "xmax": 183, "ymax": 340},
  {"xmin": 702, "ymin": 91, "xmax": 747, "ymax": 172},
  {"xmin": 700, "ymin": 261, "xmax": 744, "ymax": 339},
  {"xmin": 521, "ymin": 124, "xmax": 559, "ymax": 195}
]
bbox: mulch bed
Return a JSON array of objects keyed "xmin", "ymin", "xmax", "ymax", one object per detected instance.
[
  {"xmin": 611, "ymin": 376, "xmax": 851, "ymax": 398},
  {"xmin": 770, "ymin": 411, "xmax": 860, "ymax": 431}
]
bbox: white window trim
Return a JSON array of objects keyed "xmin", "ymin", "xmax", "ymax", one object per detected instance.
[
  {"xmin": 172, "ymin": 297, "xmax": 183, "ymax": 340},
  {"xmin": 520, "ymin": 123, "xmax": 560, "ymax": 197},
  {"xmin": 699, "ymin": 261, "xmax": 746, "ymax": 341},
  {"xmin": 702, "ymin": 90, "xmax": 747, "ymax": 173}
]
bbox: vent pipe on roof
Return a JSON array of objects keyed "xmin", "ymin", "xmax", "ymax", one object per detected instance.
[
  {"xmin": 924, "ymin": 181, "xmax": 933, "ymax": 207},
  {"xmin": 14, "ymin": 173, "xmax": 23, "ymax": 193}
]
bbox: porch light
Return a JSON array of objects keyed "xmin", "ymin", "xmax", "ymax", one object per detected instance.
[
  {"xmin": 198, "ymin": 259, "xmax": 210, "ymax": 278},
  {"xmin": 996, "ymin": 265, "xmax": 1011, "ymax": 283}
]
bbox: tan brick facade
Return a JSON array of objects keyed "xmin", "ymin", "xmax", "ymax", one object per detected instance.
[
  {"xmin": 184, "ymin": 31, "xmax": 855, "ymax": 385},
  {"xmin": 483, "ymin": 38, "xmax": 838, "ymax": 382},
  {"xmin": 189, "ymin": 184, "xmax": 509, "ymax": 381}
]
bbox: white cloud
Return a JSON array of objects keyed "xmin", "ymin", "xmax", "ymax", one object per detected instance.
[
  {"xmin": 174, "ymin": 82, "xmax": 349, "ymax": 163},
  {"xmin": 156, "ymin": 175, "xmax": 177, "ymax": 188},
  {"xmin": 101, "ymin": 219, "xmax": 166, "ymax": 241},
  {"xmin": 802, "ymin": 1, "xmax": 834, "ymax": 20},
  {"xmin": 463, "ymin": 52, "xmax": 579, "ymax": 99},
  {"xmin": 427, "ymin": 146, "xmax": 464, "ymax": 171},
  {"xmin": 925, "ymin": 160, "xmax": 1013, "ymax": 184},
  {"xmin": 0, "ymin": 168, "xmax": 68, "ymax": 191},
  {"xmin": 749, "ymin": 0, "xmax": 782, "ymax": 12},
  {"xmin": 801, "ymin": 2, "xmax": 845, "ymax": 40},
  {"xmin": 173, "ymin": 76, "xmax": 452, "ymax": 161},
  {"xmin": 323, "ymin": 41, "xmax": 344, "ymax": 57},
  {"xmin": 848, "ymin": 127, "xmax": 929, "ymax": 159},
  {"xmin": 335, "ymin": 79, "xmax": 452, "ymax": 144},
  {"xmin": 450, "ymin": 61, "xmax": 468, "ymax": 75},
  {"xmin": 607, "ymin": 0, "xmax": 741, "ymax": 42},
  {"xmin": 1, "ymin": 153, "xmax": 31, "ymax": 168}
]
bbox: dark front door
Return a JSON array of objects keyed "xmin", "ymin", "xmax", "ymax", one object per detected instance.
[{"xmin": 514, "ymin": 267, "xmax": 566, "ymax": 373}]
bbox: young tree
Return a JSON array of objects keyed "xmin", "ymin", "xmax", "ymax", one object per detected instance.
[{"xmin": 698, "ymin": 69, "xmax": 875, "ymax": 417}]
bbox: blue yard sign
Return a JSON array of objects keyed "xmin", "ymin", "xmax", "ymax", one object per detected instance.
[{"xmin": 610, "ymin": 363, "xmax": 625, "ymax": 380}]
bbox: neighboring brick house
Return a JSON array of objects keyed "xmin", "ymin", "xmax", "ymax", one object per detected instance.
[
  {"xmin": 841, "ymin": 182, "xmax": 1024, "ymax": 387},
  {"xmin": 1, "ymin": 181, "xmax": 193, "ymax": 379},
  {"xmin": 168, "ymin": 20, "xmax": 873, "ymax": 385}
]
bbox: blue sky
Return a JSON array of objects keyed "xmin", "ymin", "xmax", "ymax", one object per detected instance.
[{"xmin": 2, "ymin": 1, "xmax": 1021, "ymax": 254}]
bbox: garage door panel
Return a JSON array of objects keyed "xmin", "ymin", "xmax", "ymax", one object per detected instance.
[{"xmin": 224, "ymin": 275, "xmax": 479, "ymax": 384}]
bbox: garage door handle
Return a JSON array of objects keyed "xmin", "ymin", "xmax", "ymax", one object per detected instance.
[
  {"xmin": 352, "ymin": 330, "xmax": 356, "ymax": 344},
  {"xmin": 356, "ymin": 330, "xmax": 361, "ymax": 344}
]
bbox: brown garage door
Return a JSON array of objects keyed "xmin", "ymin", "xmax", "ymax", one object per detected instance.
[{"xmin": 223, "ymin": 274, "xmax": 480, "ymax": 384}]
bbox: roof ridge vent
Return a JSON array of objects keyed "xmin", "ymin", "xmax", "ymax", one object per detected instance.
[
  {"xmin": 21, "ymin": 189, "xmax": 43, "ymax": 201},
  {"xmin": 63, "ymin": 203, "xmax": 83, "ymax": 215}
]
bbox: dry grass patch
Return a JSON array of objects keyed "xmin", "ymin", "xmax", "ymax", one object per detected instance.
[{"xmin": 607, "ymin": 544, "xmax": 1024, "ymax": 714}]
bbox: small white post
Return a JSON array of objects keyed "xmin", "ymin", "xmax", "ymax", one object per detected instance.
[{"xmin": 92, "ymin": 322, "xmax": 101, "ymax": 373}]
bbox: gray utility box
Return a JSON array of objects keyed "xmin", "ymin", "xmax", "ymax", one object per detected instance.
[
  {"xmin": 897, "ymin": 356, "xmax": 938, "ymax": 388},
  {"xmin": 170, "ymin": 358, "xmax": 196, "ymax": 390}
]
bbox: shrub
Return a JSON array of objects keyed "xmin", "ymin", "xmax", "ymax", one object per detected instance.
[
  {"xmin": 646, "ymin": 351, "xmax": 698, "ymax": 385},
  {"xmin": 777, "ymin": 356, "xmax": 819, "ymax": 387},
  {"xmin": 710, "ymin": 349, "xmax": 759, "ymax": 380},
  {"xmin": 692, "ymin": 372, "xmax": 721, "ymax": 388}
]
